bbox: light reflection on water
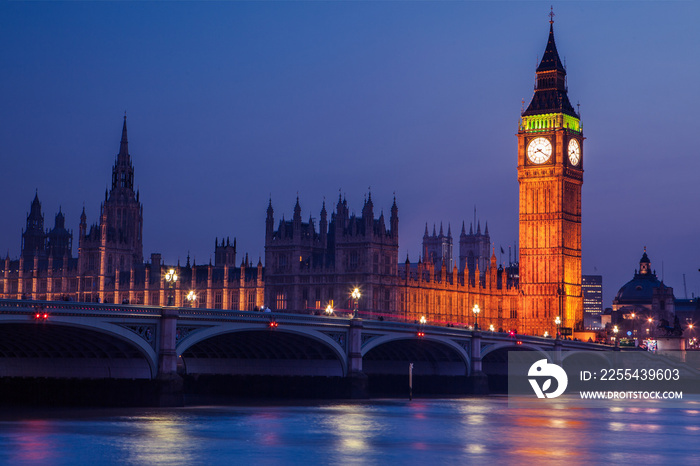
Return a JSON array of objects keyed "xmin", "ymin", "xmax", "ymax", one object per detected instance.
[{"xmin": 0, "ymin": 397, "xmax": 699, "ymax": 464}]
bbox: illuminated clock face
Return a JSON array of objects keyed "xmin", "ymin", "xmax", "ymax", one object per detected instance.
[
  {"xmin": 527, "ymin": 137, "xmax": 552, "ymax": 164},
  {"xmin": 568, "ymin": 139, "xmax": 581, "ymax": 166}
]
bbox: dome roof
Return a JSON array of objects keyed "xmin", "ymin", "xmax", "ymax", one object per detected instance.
[
  {"xmin": 614, "ymin": 248, "xmax": 661, "ymax": 303},
  {"xmin": 614, "ymin": 273, "xmax": 661, "ymax": 303}
]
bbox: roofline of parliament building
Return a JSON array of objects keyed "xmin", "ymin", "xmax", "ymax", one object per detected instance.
[{"xmin": 0, "ymin": 17, "xmax": 584, "ymax": 336}]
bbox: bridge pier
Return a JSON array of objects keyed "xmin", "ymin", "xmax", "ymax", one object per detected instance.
[
  {"xmin": 156, "ymin": 307, "xmax": 184, "ymax": 406},
  {"xmin": 554, "ymin": 337, "xmax": 563, "ymax": 364},
  {"xmin": 468, "ymin": 330, "xmax": 489, "ymax": 394},
  {"xmin": 347, "ymin": 318, "xmax": 368, "ymax": 398}
]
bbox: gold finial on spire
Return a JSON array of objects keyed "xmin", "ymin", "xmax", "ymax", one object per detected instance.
[{"xmin": 549, "ymin": 6, "xmax": 555, "ymax": 25}]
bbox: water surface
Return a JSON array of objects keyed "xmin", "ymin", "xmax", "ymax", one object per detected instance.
[{"xmin": 1, "ymin": 397, "xmax": 698, "ymax": 464}]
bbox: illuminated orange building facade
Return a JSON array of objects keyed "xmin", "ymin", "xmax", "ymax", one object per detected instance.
[{"xmin": 517, "ymin": 18, "xmax": 584, "ymax": 336}]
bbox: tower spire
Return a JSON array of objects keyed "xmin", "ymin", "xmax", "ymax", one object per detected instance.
[{"xmin": 119, "ymin": 114, "xmax": 129, "ymax": 160}]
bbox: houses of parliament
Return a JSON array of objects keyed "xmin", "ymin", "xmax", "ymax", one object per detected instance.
[{"xmin": 0, "ymin": 18, "xmax": 584, "ymax": 336}]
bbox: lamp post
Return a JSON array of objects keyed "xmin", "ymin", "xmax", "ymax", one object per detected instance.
[
  {"xmin": 631, "ymin": 312, "xmax": 636, "ymax": 343},
  {"xmin": 647, "ymin": 316, "xmax": 653, "ymax": 338},
  {"xmin": 489, "ymin": 324, "xmax": 495, "ymax": 333},
  {"xmin": 472, "ymin": 304, "xmax": 481, "ymax": 330},
  {"xmin": 186, "ymin": 290, "xmax": 197, "ymax": 308},
  {"xmin": 351, "ymin": 288, "xmax": 361, "ymax": 318},
  {"xmin": 325, "ymin": 303, "xmax": 334, "ymax": 316},
  {"xmin": 555, "ymin": 316, "xmax": 561, "ymax": 339},
  {"xmin": 165, "ymin": 268, "xmax": 178, "ymax": 306},
  {"xmin": 613, "ymin": 325, "xmax": 619, "ymax": 348}
]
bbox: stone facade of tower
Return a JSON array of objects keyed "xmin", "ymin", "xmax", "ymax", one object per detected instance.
[
  {"xmin": 1, "ymin": 118, "xmax": 263, "ymax": 309},
  {"xmin": 422, "ymin": 223, "xmax": 453, "ymax": 271},
  {"xmin": 264, "ymin": 194, "xmax": 399, "ymax": 317},
  {"xmin": 517, "ymin": 19, "xmax": 584, "ymax": 336},
  {"xmin": 458, "ymin": 220, "xmax": 490, "ymax": 279}
]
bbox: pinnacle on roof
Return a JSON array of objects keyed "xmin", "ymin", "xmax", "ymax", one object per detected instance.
[
  {"xmin": 522, "ymin": 12, "xmax": 578, "ymax": 118},
  {"xmin": 640, "ymin": 246, "xmax": 650, "ymax": 264},
  {"xmin": 461, "ymin": 221, "xmax": 466, "ymax": 236},
  {"xmin": 424, "ymin": 223, "xmax": 429, "ymax": 237},
  {"xmin": 119, "ymin": 114, "xmax": 129, "ymax": 160},
  {"xmin": 536, "ymin": 22, "xmax": 566, "ymax": 74},
  {"xmin": 447, "ymin": 223, "xmax": 452, "ymax": 238},
  {"xmin": 439, "ymin": 222, "xmax": 444, "ymax": 237}
]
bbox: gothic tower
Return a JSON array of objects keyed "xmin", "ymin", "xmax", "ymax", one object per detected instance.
[
  {"xmin": 21, "ymin": 192, "xmax": 46, "ymax": 261},
  {"xmin": 78, "ymin": 116, "xmax": 144, "ymax": 301},
  {"xmin": 100, "ymin": 115, "xmax": 144, "ymax": 275},
  {"xmin": 517, "ymin": 14, "xmax": 584, "ymax": 335}
]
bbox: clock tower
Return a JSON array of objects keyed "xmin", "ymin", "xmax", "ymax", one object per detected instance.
[{"xmin": 517, "ymin": 15, "xmax": 584, "ymax": 336}]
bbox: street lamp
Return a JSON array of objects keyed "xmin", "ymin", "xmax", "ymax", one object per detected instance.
[
  {"xmin": 351, "ymin": 288, "xmax": 361, "ymax": 318},
  {"xmin": 631, "ymin": 313, "xmax": 636, "ymax": 341},
  {"xmin": 165, "ymin": 268, "xmax": 178, "ymax": 306},
  {"xmin": 325, "ymin": 303, "xmax": 334, "ymax": 316},
  {"xmin": 472, "ymin": 304, "xmax": 481, "ymax": 330},
  {"xmin": 186, "ymin": 290, "xmax": 197, "ymax": 308},
  {"xmin": 555, "ymin": 316, "xmax": 561, "ymax": 339},
  {"xmin": 489, "ymin": 324, "xmax": 495, "ymax": 332},
  {"xmin": 613, "ymin": 325, "xmax": 619, "ymax": 348},
  {"xmin": 420, "ymin": 315, "xmax": 427, "ymax": 325}
]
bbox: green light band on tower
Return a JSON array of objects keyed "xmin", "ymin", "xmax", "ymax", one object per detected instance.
[{"xmin": 521, "ymin": 113, "xmax": 580, "ymax": 132}]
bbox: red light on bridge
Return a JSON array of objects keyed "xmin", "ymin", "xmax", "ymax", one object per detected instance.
[
  {"xmin": 268, "ymin": 321, "xmax": 278, "ymax": 328},
  {"xmin": 516, "ymin": 341, "xmax": 522, "ymax": 345},
  {"xmin": 416, "ymin": 331, "xmax": 425, "ymax": 338},
  {"xmin": 34, "ymin": 312, "xmax": 48, "ymax": 320}
]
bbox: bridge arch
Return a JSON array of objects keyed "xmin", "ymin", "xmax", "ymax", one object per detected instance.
[
  {"xmin": 0, "ymin": 320, "xmax": 158, "ymax": 379},
  {"xmin": 480, "ymin": 342, "xmax": 551, "ymax": 379},
  {"xmin": 177, "ymin": 325, "xmax": 347, "ymax": 377},
  {"xmin": 481, "ymin": 342, "xmax": 551, "ymax": 360},
  {"xmin": 362, "ymin": 334, "xmax": 470, "ymax": 376}
]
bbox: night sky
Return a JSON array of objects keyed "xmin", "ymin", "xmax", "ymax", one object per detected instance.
[{"xmin": 2, "ymin": 2, "xmax": 699, "ymax": 307}]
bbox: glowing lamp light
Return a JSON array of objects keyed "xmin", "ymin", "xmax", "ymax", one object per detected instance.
[
  {"xmin": 555, "ymin": 316, "xmax": 561, "ymax": 326},
  {"xmin": 165, "ymin": 268, "xmax": 178, "ymax": 283},
  {"xmin": 419, "ymin": 316, "xmax": 427, "ymax": 325},
  {"xmin": 325, "ymin": 304, "xmax": 334, "ymax": 315},
  {"xmin": 690, "ymin": 324, "xmax": 694, "ymax": 330},
  {"xmin": 613, "ymin": 325, "xmax": 619, "ymax": 334},
  {"xmin": 351, "ymin": 288, "xmax": 361, "ymax": 300},
  {"xmin": 489, "ymin": 324, "xmax": 495, "ymax": 332},
  {"xmin": 544, "ymin": 331, "xmax": 549, "ymax": 338}
]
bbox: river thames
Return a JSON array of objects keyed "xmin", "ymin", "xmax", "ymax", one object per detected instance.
[{"xmin": 1, "ymin": 396, "xmax": 698, "ymax": 464}]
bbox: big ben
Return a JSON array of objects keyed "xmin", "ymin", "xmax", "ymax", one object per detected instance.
[{"xmin": 518, "ymin": 14, "xmax": 583, "ymax": 336}]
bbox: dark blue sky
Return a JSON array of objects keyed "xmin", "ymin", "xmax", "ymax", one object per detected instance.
[{"xmin": 2, "ymin": 2, "xmax": 699, "ymax": 306}]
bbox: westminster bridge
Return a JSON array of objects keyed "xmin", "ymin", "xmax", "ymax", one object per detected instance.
[{"xmin": 0, "ymin": 299, "xmax": 608, "ymax": 404}]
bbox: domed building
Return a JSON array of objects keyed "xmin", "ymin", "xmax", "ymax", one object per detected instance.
[{"xmin": 612, "ymin": 248, "xmax": 675, "ymax": 338}]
